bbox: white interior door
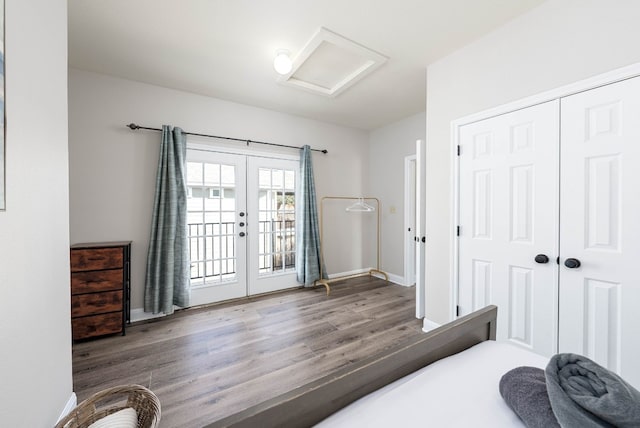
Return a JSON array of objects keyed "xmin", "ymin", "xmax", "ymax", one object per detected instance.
[
  {"xmin": 186, "ymin": 151, "xmax": 247, "ymax": 306},
  {"xmin": 458, "ymin": 100, "xmax": 559, "ymax": 357},
  {"xmin": 404, "ymin": 155, "xmax": 417, "ymax": 287},
  {"xmin": 415, "ymin": 140, "xmax": 426, "ymax": 319},
  {"xmin": 559, "ymin": 76, "xmax": 640, "ymax": 388},
  {"xmin": 186, "ymin": 149, "xmax": 299, "ymax": 305}
]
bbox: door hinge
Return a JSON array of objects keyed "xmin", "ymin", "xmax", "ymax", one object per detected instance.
[
  {"xmin": 456, "ymin": 225, "xmax": 460, "ymax": 236},
  {"xmin": 456, "ymin": 305, "xmax": 460, "ymax": 317},
  {"xmin": 457, "ymin": 145, "xmax": 461, "ymax": 156}
]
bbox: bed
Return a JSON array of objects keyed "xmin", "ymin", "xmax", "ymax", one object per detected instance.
[
  {"xmin": 318, "ymin": 340, "xmax": 547, "ymax": 427},
  {"xmin": 204, "ymin": 305, "xmax": 550, "ymax": 427},
  {"xmin": 205, "ymin": 301, "xmax": 640, "ymax": 428}
]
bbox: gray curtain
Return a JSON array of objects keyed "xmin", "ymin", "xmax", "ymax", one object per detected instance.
[
  {"xmin": 296, "ymin": 145, "xmax": 326, "ymax": 285},
  {"xmin": 144, "ymin": 125, "xmax": 191, "ymax": 314}
]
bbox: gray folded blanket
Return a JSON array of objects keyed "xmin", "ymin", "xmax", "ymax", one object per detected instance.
[
  {"xmin": 500, "ymin": 366, "xmax": 560, "ymax": 428},
  {"xmin": 545, "ymin": 353, "xmax": 640, "ymax": 427}
]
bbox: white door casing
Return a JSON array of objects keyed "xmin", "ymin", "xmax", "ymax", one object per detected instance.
[
  {"xmin": 458, "ymin": 100, "xmax": 559, "ymax": 357},
  {"xmin": 559, "ymin": 76, "xmax": 640, "ymax": 387}
]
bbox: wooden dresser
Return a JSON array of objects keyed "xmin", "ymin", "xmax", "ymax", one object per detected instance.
[{"xmin": 70, "ymin": 241, "xmax": 131, "ymax": 340}]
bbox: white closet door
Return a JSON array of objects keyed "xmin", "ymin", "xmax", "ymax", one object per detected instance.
[
  {"xmin": 559, "ymin": 76, "xmax": 640, "ymax": 388},
  {"xmin": 458, "ymin": 100, "xmax": 559, "ymax": 356}
]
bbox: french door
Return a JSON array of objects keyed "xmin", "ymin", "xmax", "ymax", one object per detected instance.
[{"xmin": 186, "ymin": 149, "xmax": 299, "ymax": 306}]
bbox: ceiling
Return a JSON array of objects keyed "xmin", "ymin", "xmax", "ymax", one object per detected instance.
[{"xmin": 67, "ymin": 0, "xmax": 544, "ymax": 130}]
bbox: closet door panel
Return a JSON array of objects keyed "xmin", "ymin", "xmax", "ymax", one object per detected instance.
[
  {"xmin": 559, "ymin": 76, "xmax": 640, "ymax": 389},
  {"xmin": 458, "ymin": 100, "xmax": 559, "ymax": 357}
]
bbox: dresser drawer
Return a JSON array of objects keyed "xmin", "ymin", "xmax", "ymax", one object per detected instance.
[
  {"xmin": 71, "ymin": 269, "xmax": 123, "ymax": 295},
  {"xmin": 69, "ymin": 241, "xmax": 131, "ymax": 340},
  {"xmin": 71, "ymin": 290, "xmax": 123, "ymax": 317},
  {"xmin": 72, "ymin": 312, "xmax": 123, "ymax": 340},
  {"xmin": 71, "ymin": 247, "xmax": 123, "ymax": 272}
]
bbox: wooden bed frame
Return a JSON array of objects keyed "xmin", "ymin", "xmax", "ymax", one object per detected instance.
[{"xmin": 205, "ymin": 305, "xmax": 497, "ymax": 428}]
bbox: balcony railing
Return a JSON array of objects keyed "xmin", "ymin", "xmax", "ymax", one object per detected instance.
[{"xmin": 188, "ymin": 220, "xmax": 295, "ymax": 281}]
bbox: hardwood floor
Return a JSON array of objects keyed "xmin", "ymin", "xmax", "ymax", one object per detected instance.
[{"xmin": 72, "ymin": 277, "xmax": 423, "ymax": 427}]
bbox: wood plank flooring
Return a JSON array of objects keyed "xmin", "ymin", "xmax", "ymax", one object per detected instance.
[{"xmin": 72, "ymin": 277, "xmax": 423, "ymax": 428}]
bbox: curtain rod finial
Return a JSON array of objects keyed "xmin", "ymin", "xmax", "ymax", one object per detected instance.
[{"xmin": 127, "ymin": 123, "xmax": 139, "ymax": 130}]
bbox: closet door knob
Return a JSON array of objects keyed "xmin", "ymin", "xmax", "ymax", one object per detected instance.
[
  {"xmin": 534, "ymin": 254, "xmax": 549, "ymax": 264},
  {"xmin": 239, "ymin": 232, "xmax": 246, "ymax": 237},
  {"xmin": 564, "ymin": 258, "xmax": 581, "ymax": 269}
]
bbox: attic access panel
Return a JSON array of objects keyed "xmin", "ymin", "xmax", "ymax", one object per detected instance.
[{"xmin": 279, "ymin": 27, "xmax": 388, "ymax": 97}]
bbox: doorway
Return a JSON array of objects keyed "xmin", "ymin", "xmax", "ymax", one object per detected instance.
[{"xmin": 186, "ymin": 149, "xmax": 299, "ymax": 306}]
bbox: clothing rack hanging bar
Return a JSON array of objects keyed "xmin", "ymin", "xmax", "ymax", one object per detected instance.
[{"xmin": 126, "ymin": 123, "xmax": 328, "ymax": 154}]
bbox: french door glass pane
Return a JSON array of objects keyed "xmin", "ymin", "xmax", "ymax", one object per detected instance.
[
  {"xmin": 187, "ymin": 161, "xmax": 237, "ymax": 285},
  {"xmin": 257, "ymin": 167, "xmax": 296, "ymax": 275}
]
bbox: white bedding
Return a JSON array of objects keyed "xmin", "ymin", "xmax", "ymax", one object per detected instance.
[{"xmin": 316, "ymin": 341, "xmax": 549, "ymax": 427}]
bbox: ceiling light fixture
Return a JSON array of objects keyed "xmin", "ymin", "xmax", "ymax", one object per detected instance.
[{"xmin": 273, "ymin": 49, "xmax": 293, "ymax": 75}]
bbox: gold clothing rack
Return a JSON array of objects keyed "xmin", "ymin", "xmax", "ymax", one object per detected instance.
[{"xmin": 315, "ymin": 196, "xmax": 388, "ymax": 295}]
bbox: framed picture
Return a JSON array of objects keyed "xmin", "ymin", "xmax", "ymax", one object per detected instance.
[{"xmin": 0, "ymin": 0, "xmax": 4, "ymax": 210}]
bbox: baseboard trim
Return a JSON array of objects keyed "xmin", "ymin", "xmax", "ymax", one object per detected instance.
[
  {"xmin": 328, "ymin": 268, "xmax": 405, "ymax": 286},
  {"xmin": 327, "ymin": 268, "xmax": 369, "ymax": 279},
  {"xmin": 385, "ymin": 272, "xmax": 405, "ymax": 286},
  {"xmin": 422, "ymin": 318, "xmax": 441, "ymax": 333},
  {"xmin": 56, "ymin": 392, "xmax": 77, "ymax": 424}
]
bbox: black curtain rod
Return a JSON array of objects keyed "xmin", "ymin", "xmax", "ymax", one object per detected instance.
[{"xmin": 126, "ymin": 123, "xmax": 328, "ymax": 154}]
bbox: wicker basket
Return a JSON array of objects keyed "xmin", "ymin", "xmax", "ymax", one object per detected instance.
[{"xmin": 55, "ymin": 384, "xmax": 161, "ymax": 428}]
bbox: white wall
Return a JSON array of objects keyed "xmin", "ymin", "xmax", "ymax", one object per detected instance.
[
  {"xmin": 68, "ymin": 69, "xmax": 369, "ymax": 312},
  {"xmin": 0, "ymin": 0, "xmax": 72, "ymax": 426},
  {"xmin": 368, "ymin": 112, "xmax": 425, "ymax": 281},
  {"xmin": 425, "ymin": 0, "xmax": 640, "ymax": 323}
]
